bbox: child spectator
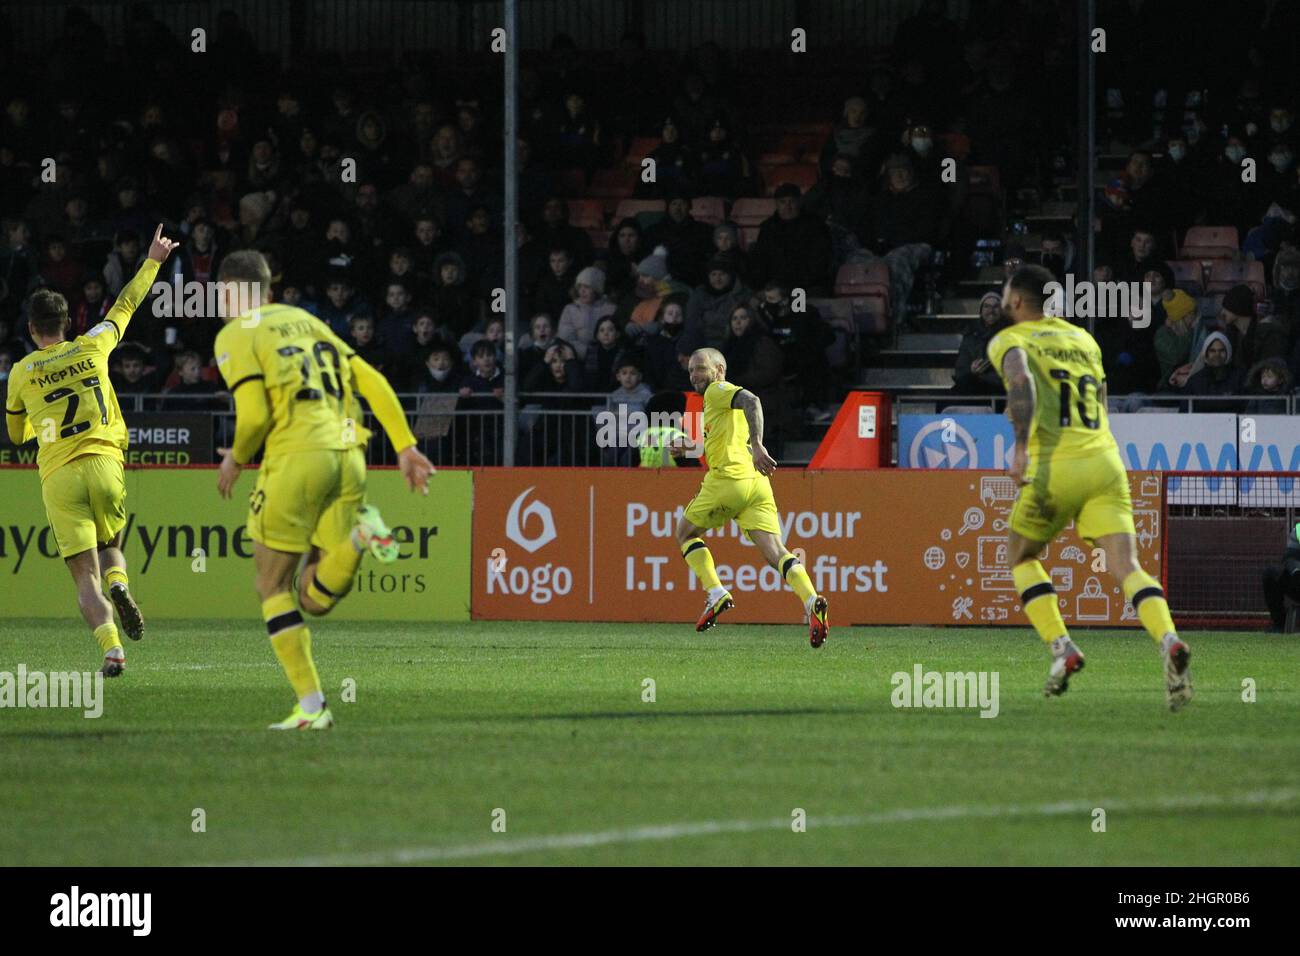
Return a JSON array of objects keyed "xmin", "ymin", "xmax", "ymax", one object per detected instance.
[
  {"xmin": 162, "ymin": 350, "xmax": 223, "ymax": 410},
  {"xmin": 558, "ymin": 266, "xmax": 615, "ymax": 358},
  {"xmin": 347, "ymin": 314, "xmax": 388, "ymax": 373},
  {"xmin": 317, "ymin": 273, "xmax": 372, "ymax": 338}
]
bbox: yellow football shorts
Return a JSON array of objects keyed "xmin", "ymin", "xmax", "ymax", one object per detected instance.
[
  {"xmin": 41, "ymin": 453, "xmax": 127, "ymax": 558},
  {"xmin": 1009, "ymin": 447, "xmax": 1135, "ymax": 545},
  {"xmin": 247, "ymin": 447, "xmax": 366, "ymax": 554},
  {"xmin": 683, "ymin": 472, "xmax": 782, "ymax": 540}
]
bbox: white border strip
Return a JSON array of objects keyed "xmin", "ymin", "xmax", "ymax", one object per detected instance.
[{"xmin": 216, "ymin": 787, "xmax": 1298, "ymax": 867}]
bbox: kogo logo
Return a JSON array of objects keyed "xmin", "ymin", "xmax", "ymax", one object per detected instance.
[{"xmin": 505, "ymin": 486, "xmax": 557, "ymax": 553}]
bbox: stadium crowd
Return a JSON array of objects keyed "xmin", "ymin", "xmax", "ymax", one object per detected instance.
[{"xmin": 3, "ymin": 1, "xmax": 1297, "ymax": 462}]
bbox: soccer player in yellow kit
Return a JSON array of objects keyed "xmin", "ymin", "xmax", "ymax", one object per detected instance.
[
  {"xmin": 212, "ymin": 251, "xmax": 434, "ymax": 730},
  {"xmin": 5, "ymin": 224, "xmax": 178, "ymax": 676},
  {"xmin": 672, "ymin": 348, "xmax": 829, "ymax": 647},
  {"xmin": 990, "ymin": 265, "xmax": 1192, "ymax": 710}
]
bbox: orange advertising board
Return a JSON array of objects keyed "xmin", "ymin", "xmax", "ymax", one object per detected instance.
[{"xmin": 471, "ymin": 469, "xmax": 1162, "ymax": 626}]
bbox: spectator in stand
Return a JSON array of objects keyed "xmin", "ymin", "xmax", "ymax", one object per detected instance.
[
  {"xmin": 430, "ymin": 251, "xmax": 480, "ymax": 339},
  {"xmin": 723, "ymin": 302, "xmax": 787, "ymax": 454},
  {"xmin": 558, "ymin": 266, "xmax": 616, "ymax": 359},
  {"xmin": 376, "ymin": 280, "xmax": 419, "ymax": 353},
  {"xmin": 583, "ymin": 315, "xmax": 629, "ymax": 391},
  {"xmin": 411, "ymin": 216, "xmax": 454, "ymax": 280},
  {"xmin": 709, "ymin": 222, "xmax": 751, "ymax": 283},
  {"xmin": 456, "ymin": 204, "xmax": 505, "ymax": 299},
  {"xmin": 161, "ymin": 350, "xmax": 223, "ymax": 411},
  {"xmin": 429, "ymin": 124, "xmax": 464, "ymax": 189},
  {"xmin": 515, "ymin": 136, "xmax": 554, "ymax": 224},
  {"xmin": 70, "ymin": 275, "xmax": 111, "ymax": 337},
  {"xmin": 1154, "ymin": 289, "xmax": 1198, "ymax": 388},
  {"xmin": 531, "ymin": 196, "xmax": 595, "ymax": 265},
  {"xmin": 459, "ymin": 315, "xmax": 505, "ymax": 367},
  {"xmin": 416, "ymin": 341, "xmax": 460, "ymax": 394},
  {"xmin": 605, "ymin": 218, "xmax": 644, "ymax": 298},
  {"xmin": 1208, "ymin": 133, "xmax": 1262, "ymax": 236},
  {"xmin": 751, "ymin": 183, "xmax": 833, "ymax": 296},
  {"xmin": 444, "ymin": 156, "xmax": 499, "ymax": 240},
  {"xmin": 102, "ymin": 229, "xmax": 145, "ymax": 297},
  {"xmin": 644, "ymin": 187, "xmax": 714, "ymax": 287},
  {"xmin": 681, "ymin": 256, "xmax": 751, "ymax": 353},
  {"xmin": 609, "ymin": 357, "xmax": 652, "ymax": 417},
  {"xmin": 317, "ymin": 271, "xmax": 373, "ymax": 338},
  {"xmin": 111, "ymin": 343, "xmax": 159, "ymax": 397},
  {"xmin": 0, "ymin": 219, "xmax": 38, "ymax": 322},
  {"xmin": 1244, "ymin": 357, "xmax": 1292, "ymax": 414},
  {"xmin": 854, "ymin": 154, "xmax": 941, "ymax": 325},
  {"xmin": 1182, "ymin": 332, "xmax": 1243, "ymax": 403},
  {"xmin": 457, "ymin": 338, "xmax": 505, "ymax": 465},
  {"xmin": 176, "ymin": 219, "xmax": 224, "ymax": 289},
  {"xmin": 1215, "ymin": 283, "xmax": 1286, "ymax": 372},
  {"xmin": 819, "ymin": 96, "xmax": 884, "ymax": 179},
  {"xmin": 953, "ymin": 291, "xmax": 1010, "ymax": 395},
  {"xmin": 518, "ymin": 312, "xmax": 560, "ymax": 385},
  {"xmin": 458, "ymin": 339, "xmax": 505, "ymax": 402},
  {"xmin": 755, "ymin": 281, "xmax": 836, "ymax": 411},
  {"xmin": 1271, "ymin": 248, "xmax": 1300, "ymax": 353},
  {"xmin": 694, "ymin": 116, "xmax": 751, "ymax": 199},
  {"xmin": 347, "ymin": 314, "xmax": 389, "ymax": 374},
  {"xmin": 637, "ymin": 116, "xmax": 695, "ymax": 199},
  {"xmin": 1036, "ymin": 231, "xmax": 1072, "ymax": 282},
  {"xmin": 383, "ymin": 246, "xmax": 429, "ymax": 305},
  {"xmin": 641, "ymin": 294, "xmax": 691, "ymax": 391},
  {"xmin": 803, "ymin": 153, "xmax": 871, "ymax": 269},
  {"xmin": 1151, "ymin": 134, "xmax": 1206, "ymax": 232},
  {"xmin": 108, "ymin": 178, "xmax": 154, "ymax": 240},
  {"xmin": 532, "ymin": 247, "xmax": 580, "ymax": 321},
  {"xmin": 553, "ymin": 92, "xmax": 603, "ymax": 177},
  {"xmin": 522, "ymin": 341, "xmax": 590, "ymax": 466},
  {"xmin": 39, "ymin": 235, "xmax": 83, "ymax": 301},
  {"xmin": 1113, "ymin": 225, "xmax": 1162, "ymax": 284}
]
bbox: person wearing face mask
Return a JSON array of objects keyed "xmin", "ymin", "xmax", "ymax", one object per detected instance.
[
  {"xmin": 1271, "ymin": 249, "xmax": 1300, "ymax": 353},
  {"xmin": 1153, "ymin": 136, "xmax": 1205, "ymax": 230},
  {"xmin": 1210, "ymin": 133, "xmax": 1263, "ymax": 235},
  {"xmin": 641, "ymin": 294, "xmax": 691, "ymax": 391}
]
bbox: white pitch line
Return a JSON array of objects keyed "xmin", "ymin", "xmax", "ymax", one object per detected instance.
[{"xmin": 217, "ymin": 787, "xmax": 1299, "ymax": 867}]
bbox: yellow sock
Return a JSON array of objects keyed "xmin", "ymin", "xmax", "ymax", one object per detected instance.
[
  {"xmin": 1013, "ymin": 560, "xmax": 1068, "ymax": 643},
  {"xmin": 94, "ymin": 622, "xmax": 123, "ymax": 657},
  {"xmin": 1123, "ymin": 570, "xmax": 1177, "ymax": 645},
  {"xmin": 103, "ymin": 566, "xmax": 128, "ymax": 591},
  {"xmin": 681, "ymin": 537, "xmax": 722, "ymax": 591},
  {"xmin": 780, "ymin": 553, "xmax": 817, "ymax": 605},
  {"xmin": 263, "ymin": 592, "xmax": 322, "ymax": 703},
  {"xmin": 305, "ymin": 545, "xmax": 364, "ymax": 612}
]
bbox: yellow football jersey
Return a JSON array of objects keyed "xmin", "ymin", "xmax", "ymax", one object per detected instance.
[
  {"xmin": 4, "ymin": 259, "xmax": 160, "ymax": 481},
  {"xmin": 214, "ymin": 304, "xmax": 371, "ymax": 459},
  {"xmin": 700, "ymin": 379, "xmax": 756, "ymax": 479},
  {"xmin": 987, "ymin": 316, "xmax": 1117, "ymax": 462}
]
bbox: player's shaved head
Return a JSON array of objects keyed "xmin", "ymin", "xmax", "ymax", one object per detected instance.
[
  {"xmin": 218, "ymin": 250, "xmax": 272, "ymax": 287},
  {"xmin": 691, "ymin": 347, "xmax": 726, "ymax": 371}
]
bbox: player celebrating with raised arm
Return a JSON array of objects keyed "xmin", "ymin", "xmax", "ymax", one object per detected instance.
[
  {"xmin": 991, "ymin": 265, "xmax": 1192, "ymax": 710},
  {"xmin": 212, "ymin": 251, "xmax": 434, "ymax": 730},
  {"xmin": 672, "ymin": 348, "xmax": 829, "ymax": 646},
  {"xmin": 5, "ymin": 224, "xmax": 178, "ymax": 675}
]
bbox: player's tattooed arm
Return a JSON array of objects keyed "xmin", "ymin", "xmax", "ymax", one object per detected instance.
[
  {"xmin": 734, "ymin": 389, "xmax": 777, "ymax": 476},
  {"xmin": 1001, "ymin": 347, "xmax": 1035, "ymax": 446}
]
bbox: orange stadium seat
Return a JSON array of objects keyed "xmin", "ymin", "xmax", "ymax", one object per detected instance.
[
  {"xmin": 762, "ymin": 163, "xmax": 819, "ymax": 196},
  {"xmin": 690, "ymin": 196, "xmax": 725, "ymax": 227},
  {"xmin": 833, "ymin": 261, "xmax": 890, "ymax": 297},
  {"xmin": 1179, "ymin": 225, "xmax": 1239, "ymax": 259},
  {"xmin": 1169, "ymin": 259, "xmax": 1205, "ymax": 296},
  {"xmin": 1206, "ymin": 259, "xmax": 1266, "ymax": 299},
  {"xmin": 730, "ymin": 198, "xmax": 775, "ymax": 226},
  {"xmin": 565, "ymin": 199, "xmax": 605, "ymax": 231}
]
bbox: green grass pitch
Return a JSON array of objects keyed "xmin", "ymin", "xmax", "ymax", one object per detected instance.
[{"xmin": 1, "ymin": 620, "xmax": 1297, "ymax": 866}]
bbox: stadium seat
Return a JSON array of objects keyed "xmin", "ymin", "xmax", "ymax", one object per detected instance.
[
  {"xmin": 833, "ymin": 261, "xmax": 890, "ymax": 297},
  {"xmin": 1180, "ymin": 225, "xmax": 1239, "ymax": 259},
  {"xmin": 1169, "ymin": 259, "xmax": 1205, "ymax": 296},
  {"xmin": 762, "ymin": 163, "xmax": 819, "ymax": 196},
  {"xmin": 565, "ymin": 199, "xmax": 605, "ymax": 231},
  {"xmin": 1206, "ymin": 259, "xmax": 1266, "ymax": 299},
  {"xmin": 613, "ymin": 198, "xmax": 666, "ymax": 224},
  {"xmin": 586, "ymin": 168, "xmax": 634, "ymax": 204},
  {"xmin": 730, "ymin": 197, "xmax": 775, "ymax": 226},
  {"xmin": 738, "ymin": 225, "xmax": 760, "ymax": 249},
  {"xmin": 690, "ymin": 196, "xmax": 725, "ymax": 227},
  {"xmin": 624, "ymin": 137, "xmax": 658, "ymax": 165},
  {"xmin": 585, "ymin": 228, "xmax": 611, "ymax": 254}
]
